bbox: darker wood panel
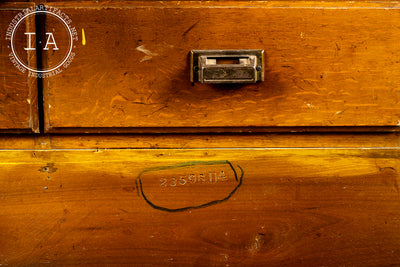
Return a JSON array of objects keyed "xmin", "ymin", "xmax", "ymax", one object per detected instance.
[
  {"xmin": 0, "ymin": 4, "xmax": 39, "ymax": 133},
  {"xmin": 44, "ymin": 2, "xmax": 400, "ymax": 132},
  {"xmin": 0, "ymin": 149, "xmax": 399, "ymax": 266}
]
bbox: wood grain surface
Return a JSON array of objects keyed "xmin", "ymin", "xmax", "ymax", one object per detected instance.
[
  {"xmin": 0, "ymin": 3, "xmax": 39, "ymax": 133},
  {"xmin": 43, "ymin": 1, "xmax": 400, "ymax": 132},
  {"xmin": 0, "ymin": 133, "xmax": 398, "ymax": 149},
  {"xmin": 0, "ymin": 148, "xmax": 399, "ymax": 266}
]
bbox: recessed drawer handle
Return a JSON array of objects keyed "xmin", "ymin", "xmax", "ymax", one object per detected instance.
[{"xmin": 190, "ymin": 50, "xmax": 264, "ymax": 84}]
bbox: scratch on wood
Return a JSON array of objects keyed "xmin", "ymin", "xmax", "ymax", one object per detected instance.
[
  {"xmin": 248, "ymin": 234, "xmax": 264, "ymax": 254},
  {"xmin": 182, "ymin": 20, "xmax": 200, "ymax": 36},
  {"xmin": 148, "ymin": 105, "xmax": 169, "ymax": 116},
  {"xmin": 136, "ymin": 45, "xmax": 158, "ymax": 62},
  {"xmin": 110, "ymin": 94, "xmax": 128, "ymax": 107}
]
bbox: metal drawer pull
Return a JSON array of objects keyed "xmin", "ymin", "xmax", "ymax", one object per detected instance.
[{"xmin": 190, "ymin": 50, "xmax": 264, "ymax": 84}]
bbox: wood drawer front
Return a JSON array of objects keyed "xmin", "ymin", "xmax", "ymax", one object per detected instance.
[
  {"xmin": 1, "ymin": 148, "xmax": 399, "ymax": 265},
  {"xmin": 0, "ymin": 4, "xmax": 38, "ymax": 133},
  {"xmin": 43, "ymin": 1, "xmax": 400, "ymax": 132}
]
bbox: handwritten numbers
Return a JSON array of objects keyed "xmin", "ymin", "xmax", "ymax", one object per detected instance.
[{"xmin": 160, "ymin": 171, "xmax": 228, "ymax": 187}]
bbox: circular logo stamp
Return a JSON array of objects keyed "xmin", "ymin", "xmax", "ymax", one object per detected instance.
[{"xmin": 5, "ymin": 5, "xmax": 78, "ymax": 78}]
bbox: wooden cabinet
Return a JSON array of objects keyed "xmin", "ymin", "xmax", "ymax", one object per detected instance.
[
  {"xmin": 0, "ymin": 3, "xmax": 38, "ymax": 133},
  {"xmin": 1, "ymin": 1, "xmax": 400, "ymax": 266}
]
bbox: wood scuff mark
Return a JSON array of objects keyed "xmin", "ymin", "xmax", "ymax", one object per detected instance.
[
  {"xmin": 247, "ymin": 234, "xmax": 264, "ymax": 254},
  {"xmin": 39, "ymin": 163, "xmax": 57, "ymax": 173},
  {"xmin": 136, "ymin": 45, "xmax": 158, "ymax": 62}
]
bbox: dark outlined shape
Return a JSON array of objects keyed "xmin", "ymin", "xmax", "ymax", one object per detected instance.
[{"xmin": 136, "ymin": 160, "xmax": 244, "ymax": 212}]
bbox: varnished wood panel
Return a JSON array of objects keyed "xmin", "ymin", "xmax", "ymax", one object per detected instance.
[
  {"xmin": 1, "ymin": 148, "xmax": 399, "ymax": 265},
  {"xmin": 48, "ymin": 132, "xmax": 400, "ymax": 149},
  {"xmin": 0, "ymin": 133, "xmax": 398, "ymax": 149},
  {"xmin": 43, "ymin": 1, "xmax": 400, "ymax": 132},
  {"xmin": 0, "ymin": 3, "xmax": 39, "ymax": 133}
]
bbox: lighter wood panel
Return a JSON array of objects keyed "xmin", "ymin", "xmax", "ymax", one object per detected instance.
[
  {"xmin": 0, "ymin": 133, "xmax": 398, "ymax": 149},
  {"xmin": 49, "ymin": 133, "xmax": 400, "ymax": 149},
  {"xmin": 44, "ymin": 1, "xmax": 400, "ymax": 132},
  {"xmin": 1, "ymin": 148, "xmax": 399, "ymax": 265},
  {"xmin": 0, "ymin": 4, "xmax": 39, "ymax": 133}
]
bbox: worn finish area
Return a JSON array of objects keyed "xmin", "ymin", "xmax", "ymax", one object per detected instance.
[
  {"xmin": 0, "ymin": 3, "xmax": 38, "ymax": 133},
  {"xmin": 42, "ymin": 1, "xmax": 400, "ymax": 132},
  {"xmin": 0, "ymin": 147, "xmax": 400, "ymax": 266}
]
